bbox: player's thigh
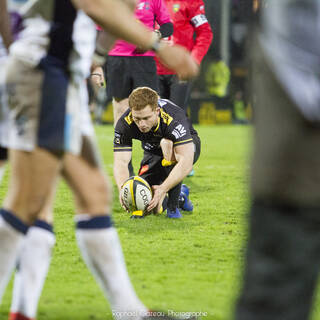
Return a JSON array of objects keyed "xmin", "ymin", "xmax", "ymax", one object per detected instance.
[
  {"xmin": 251, "ymin": 44, "xmax": 320, "ymax": 207},
  {"xmin": 106, "ymin": 56, "xmax": 132, "ymax": 100},
  {"xmin": 139, "ymin": 152, "xmax": 165, "ymax": 186},
  {"xmin": 192, "ymin": 134, "xmax": 201, "ymax": 164},
  {"xmin": 132, "ymin": 57, "xmax": 159, "ymax": 92},
  {"xmin": 3, "ymin": 148, "xmax": 61, "ymax": 224},
  {"xmin": 62, "ymin": 135, "xmax": 112, "ymax": 215}
]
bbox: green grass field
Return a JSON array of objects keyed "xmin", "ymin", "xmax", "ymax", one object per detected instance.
[{"xmin": 0, "ymin": 124, "xmax": 319, "ymax": 320}]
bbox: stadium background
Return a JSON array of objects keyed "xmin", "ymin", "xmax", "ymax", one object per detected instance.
[{"xmin": 93, "ymin": 0, "xmax": 252, "ymax": 125}]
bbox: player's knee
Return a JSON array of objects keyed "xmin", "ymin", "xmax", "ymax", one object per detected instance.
[{"xmin": 160, "ymin": 138, "xmax": 175, "ymax": 161}]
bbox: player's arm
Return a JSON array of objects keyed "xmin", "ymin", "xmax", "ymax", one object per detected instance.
[
  {"xmin": 148, "ymin": 142, "xmax": 194, "ymax": 211},
  {"xmin": 189, "ymin": 1, "xmax": 213, "ymax": 65},
  {"xmin": 113, "ymin": 150, "xmax": 132, "ymax": 211},
  {"xmin": 0, "ymin": 0, "xmax": 13, "ymax": 50},
  {"xmin": 71, "ymin": 0, "xmax": 199, "ymax": 80},
  {"xmin": 113, "ymin": 151, "xmax": 132, "ymax": 192},
  {"xmin": 113, "ymin": 120, "xmax": 133, "ymax": 191}
]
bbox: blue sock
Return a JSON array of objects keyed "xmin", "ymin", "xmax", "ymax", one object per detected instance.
[{"xmin": 0, "ymin": 209, "xmax": 29, "ymax": 234}]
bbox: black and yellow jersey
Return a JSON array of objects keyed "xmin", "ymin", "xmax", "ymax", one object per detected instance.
[{"xmin": 114, "ymin": 99, "xmax": 199, "ymax": 156}]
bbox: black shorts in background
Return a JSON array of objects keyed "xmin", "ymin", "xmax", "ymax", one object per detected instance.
[
  {"xmin": 106, "ymin": 56, "xmax": 159, "ymax": 100},
  {"xmin": 158, "ymin": 74, "xmax": 193, "ymax": 112}
]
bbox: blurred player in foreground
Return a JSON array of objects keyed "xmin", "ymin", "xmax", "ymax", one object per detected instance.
[
  {"xmin": 236, "ymin": 1, "xmax": 320, "ymax": 319},
  {"xmin": 0, "ymin": 0, "xmax": 198, "ymax": 319},
  {"xmin": 0, "ymin": 2, "xmax": 57, "ymax": 319},
  {"xmin": 114, "ymin": 87, "xmax": 200, "ymax": 219}
]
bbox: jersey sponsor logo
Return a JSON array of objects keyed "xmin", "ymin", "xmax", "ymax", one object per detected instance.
[
  {"xmin": 172, "ymin": 124, "xmax": 186, "ymax": 139},
  {"xmin": 143, "ymin": 142, "xmax": 156, "ymax": 151},
  {"xmin": 160, "ymin": 109, "xmax": 173, "ymax": 125},
  {"xmin": 173, "ymin": 4, "xmax": 180, "ymax": 12},
  {"xmin": 114, "ymin": 132, "xmax": 122, "ymax": 144},
  {"xmin": 124, "ymin": 112, "xmax": 133, "ymax": 125},
  {"xmin": 191, "ymin": 14, "xmax": 208, "ymax": 28}
]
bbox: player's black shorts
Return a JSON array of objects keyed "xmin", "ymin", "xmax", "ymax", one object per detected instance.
[
  {"xmin": 106, "ymin": 56, "xmax": 159, "ymax": 100},
  {"xmin": 138, "ymin": 134, "xmax": 201, "ymax": 186}
]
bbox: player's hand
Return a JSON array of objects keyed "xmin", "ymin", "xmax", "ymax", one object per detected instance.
[
  {"xmin": 119, "ymin": 192, "xmax": 129, "ymax": 213},
  {"xmin": 90, "ymin": 66, "xmax": 105, "ymax": 87},
  {"xmin": 135, "ymin": 30, "xmax": 161, "ymax": 54},
  {"xmin": 156, "ymin": 44, "xmax": 199, "ymax": 80},
  {"xmin": 147, "ymin": 185, "xmax": 166, "ymax": 212}
]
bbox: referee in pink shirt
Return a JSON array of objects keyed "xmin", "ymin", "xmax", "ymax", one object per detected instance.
[{"xmin": 106, "ymin": 0, "xmax": 173, "ymax": 125}]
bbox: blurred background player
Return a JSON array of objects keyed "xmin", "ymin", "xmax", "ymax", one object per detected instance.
[
  {"xmin": 235, "ymin": 1, "xmax": 320, "ymax": 320},
  {"xmin": 156, "ymin": 0, "xmax": 212, "ymax": 112},
  {"xmin": 113, "ymin": 87, "xmax": 200, "ymax": 219},
  {"xmin": 0, "ymin": 0, "xmax": 198, "ymax": 319},
  {"xmin": 156, "ymin": 0, "xmax": 212, "ymax": 176},
  {"xmin": 106, "ymin": 0, "xmax": 173, "ymax": 125}
]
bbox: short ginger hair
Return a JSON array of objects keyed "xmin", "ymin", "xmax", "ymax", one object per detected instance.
[{"xmin": 128, "ymin": 87, "xmax": 159, "ymax": 111}]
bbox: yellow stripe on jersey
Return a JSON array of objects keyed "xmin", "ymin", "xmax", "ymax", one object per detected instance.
[
  {"xmin": 174, "ymin": 138, "xmax": 193, "ymax": 146},
  {"xmin": 160, "ymin": 109, "xmax": 173, "ymax": 125},
  {"xmin": 124, "ymin": 112, "xmax": 133, "ymax": 125},
  {"xmin": 153, "ymin": 117, "xmax": 160, "ymax": 132}
]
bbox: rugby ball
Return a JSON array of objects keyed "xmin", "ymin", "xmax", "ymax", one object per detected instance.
[{"xmin": 120, "ymin": 176, "xmax": 152, "ymax": 213}]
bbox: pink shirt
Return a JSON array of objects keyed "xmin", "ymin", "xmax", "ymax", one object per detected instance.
[{"xmin": 108, "ymin": 0, "xmax": 171, "ymax": 57}]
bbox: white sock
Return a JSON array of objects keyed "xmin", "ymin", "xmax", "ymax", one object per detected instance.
[
  {"xmin": 76, "ymin": 215, "xmax": 147, "ymax": 320},
  {"xmin": 10, "ymin": 223, "xmax": 55, "ymax": 318},
  {"xmin": 0, "ymin": 165, "xmax": 6, "ymax": 185},
  {"xmin": 0, "ymin": 210, "xmax": 28, "ymax": 303}
]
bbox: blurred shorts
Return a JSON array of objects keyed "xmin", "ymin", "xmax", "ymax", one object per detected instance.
[
  {"xmin": 4, "ymin": 56, "xmax": 94, "ymax": 155},
  {"xmin": 106, "ymin": 56, "xmax": 159, "ymax": 100},
  {"xmin": 251, "ymin": 42, "xmax": 320, "ymax": 207}
]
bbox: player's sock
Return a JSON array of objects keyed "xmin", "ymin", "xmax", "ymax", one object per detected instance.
[
  {"xmin": 0, "ymin": 209, "xmax": 28, "ymax": 303},
  {"xmin": 167, "ymin": 182, "xmax": 181, "ymax": 210},
  {"xmin": 10, "ymin": 220, "xmax": 55, "ymax": 320},
  {"xmin": 75, "ymin": 215, "xmax": 147, "ymax": 319}
]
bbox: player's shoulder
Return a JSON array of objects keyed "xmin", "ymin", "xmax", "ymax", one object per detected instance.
[
  {"xmin": 117, "ymin": 108, "xmax": 133, "ymax": 129},
  {"xmin": 158, "ymin": 99, "xmax": 188, "ymax": 126},
  {"xmin": 159, "ymin": 99, "xmax": 185, "ymax": 116}
]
